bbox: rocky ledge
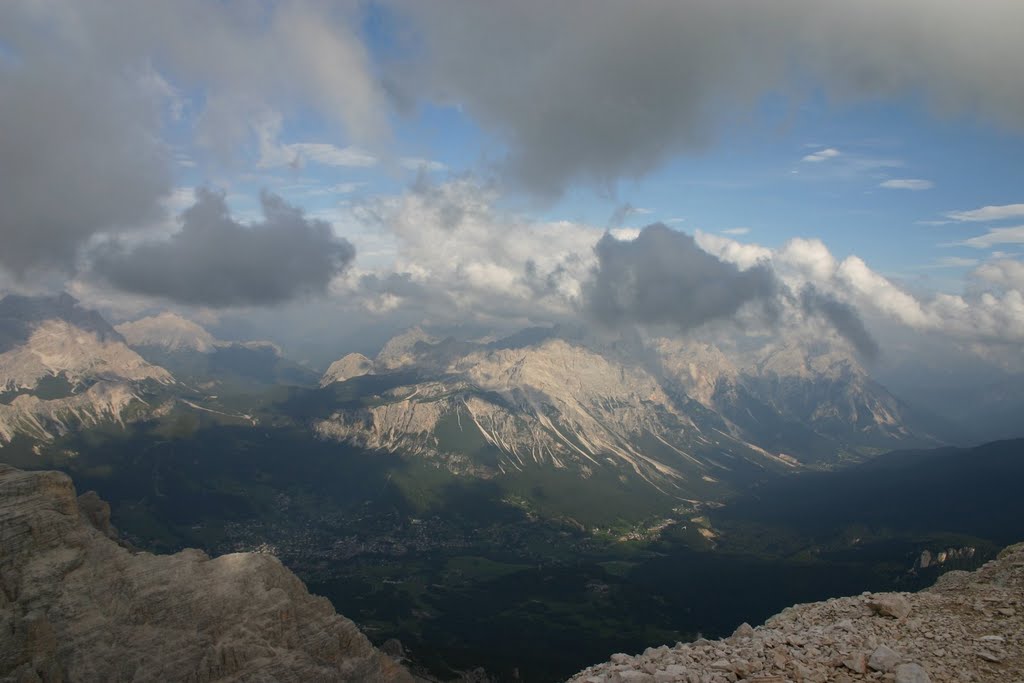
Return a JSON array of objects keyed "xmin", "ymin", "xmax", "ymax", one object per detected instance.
[
  {"xmin": 0, "ymin": 464, "xmax": 413, "ymax": 682},
  {"xmin": 569, "ymin": 544, "xmax": 1024, "ymax": 683}
]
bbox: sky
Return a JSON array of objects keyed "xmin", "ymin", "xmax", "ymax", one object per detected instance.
[{"xmin": 1, "ymin": 0, "xmax": 1023, "ymax": 371}]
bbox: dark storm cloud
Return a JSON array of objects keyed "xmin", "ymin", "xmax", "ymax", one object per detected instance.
[
  {"xmin": 585, "ymin": 224, "xmax": 777, "ymax": 331},
  {"xmin": 92, "ymin": 189, "xmax": 355, "ymax": 307},
  {"xmin": 0, "ymin": 55, "xmax": 170, "ymax": 275},
  {"xmin": 800, "ymin": 284, "xmax": 880, "ymax": 360},
  {"xmin": 0, "ymin": 1, "xmax": 384, "ymax": 282},
  {"xmin": 388, "ymin": 0, "xmax": 1024, "ymax": 196}
]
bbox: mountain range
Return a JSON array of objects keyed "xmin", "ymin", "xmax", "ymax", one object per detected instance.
[
  {"xmin": 0, "ymin": 294, "xmax": 1021, "ymax": 681},
  {"xmin": 0, "ymin": 295, "xmax": 172, "ymax": 443},
  {"xmin": 314, "ymin": 325, "xmax": 939, "ymax": 502},
  {"xmin": 0, "ymin": 295, "xmax": 945, "ymax": 506}
]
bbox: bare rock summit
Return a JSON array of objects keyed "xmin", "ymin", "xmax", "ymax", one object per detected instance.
[{"xmin": 0, "ymin": 464, "xmax": 413, "ymax": 682}]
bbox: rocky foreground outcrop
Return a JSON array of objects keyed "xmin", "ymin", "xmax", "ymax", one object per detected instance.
[
  {"xmin": 0, "ymin": 464, "xmax": 413, "ymax": 682},
  {"xmin": 569, "ymin": 545, "xmax": 1024, "ymax": 683}
]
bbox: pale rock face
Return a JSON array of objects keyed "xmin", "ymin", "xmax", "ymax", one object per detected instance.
[
  {"xmin": 737, "ymin": 342, "xmax": 913, "ymax": 443},
  {"xmin": 116, "ymin": 312, "xmax": 219, "ymax": 353},
  {"xmin": 317, "ymin": 336, "xmax": 793, "ymax": 491},
  {"xmin": 320, "ymin": 353, "xmax": 376, "ymax": 387},
  {"xmin": 0, "ymin": 464, "xmax": 413, "ymax": 683},
  {"xmin": 652, "ymin": 338, "xmax": 739, "ymax": 408},
  {"xmin": 0, "ymin": 382, "xmax": 144, "ymax": 442},
  {"xmin": 375, "ymin": 326, "xmax": 438, "ymax": 371},
  {"xmin": 0, "ymin": 297, "xmax": 173, "ymax": 443},
  {"xmin": 317, "ymin": 328, "xmax": 930, "ymax": 488},
  {"xmin": 0, "ymin": 319, "xmax": 171, "ymax": 392},
  {"xmin": 570, "ymin": 542, "xmax": 1024, "ymax": 682}
]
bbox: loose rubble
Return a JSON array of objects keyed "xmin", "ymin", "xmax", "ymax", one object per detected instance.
[{"xmin": 569, "ymin": 543, "xmax": 1024, "ymax": 683}]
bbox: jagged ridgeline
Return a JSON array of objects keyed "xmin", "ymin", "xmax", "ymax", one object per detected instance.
[{"xmin": 312, "ymin": 325, "xmax": 940, "ymax": 517}]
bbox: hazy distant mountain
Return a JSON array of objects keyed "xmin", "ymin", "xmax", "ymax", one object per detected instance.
[
  {"xmin": 315, "ymin": 327, "xmax": 937, "ymax": 495},
  {"xmin": 116, "ymin": 312, "xmax": 318, "ymax": 389},
  {"xmin": 0, "ymin": 295, "xmax": 172, "ymax": 442},
  {"xmin": 654, "ymin": 339, "xmax": 929, "ymax": 463},
  {"xmin": 116, "ymin": 312, "xmax": 219, "ymax": 352}
]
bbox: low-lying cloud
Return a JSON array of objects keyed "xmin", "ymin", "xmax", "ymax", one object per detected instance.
[
  {"xmin": 585, "ymin": 224, "xmax": 778, "ymax": 332},
  {"xmin": 0, "ymin": 54, "xmax": 170, "ymax": 275},
  {"xmin": 800, "ymin": 284, "xmax": 880, "ymax": 360},
  {"xmin": 92, "ymin": 189, "xmax": 355, "ymax": 307}
]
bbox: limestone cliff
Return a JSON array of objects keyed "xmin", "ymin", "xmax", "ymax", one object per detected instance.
[
  {"xmin": 569, "ymin": 544, "xmax": 1024, "ymax": 683},
  {"xmin": 0, "ymin": 464, "xmax": 413, "ymax": 683}
]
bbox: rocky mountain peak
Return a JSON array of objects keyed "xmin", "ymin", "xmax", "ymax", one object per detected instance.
[
  {"xmin": 748, "ymin": 341, "xmax": 863, "ymax": 381},
  {"xmin": 0, "ymin": 297, "xmax": 173, "ymax": 443},
  {"xmin": 316, "ymin": 326, "xmax": 932, "ymax": 490},
  {"xmin": 0, "ymin": 464, "xmax": 414, "ymax": 682},
  {"xmin": 0, "ymin": 293, "xmax": 119, "ymax": 353},
  {"xmin": 321, "ymin": 352, "xmax": 376, "ymax": 387},
  {"xmin": 375, "ymin": 326, "xmax": 439, "ymax": 370},
  {"xmin": 0, "ymin": 295, "xmax": 171, "ymax": 386},
  {"xmin": 652, "ymin": 337, "xmax": 740, "ymax": 408},
  {"xmin": 453, "ymin": 337, "xmax": 671, "ymax": 408},
  {"xmin": 116, "ymin": 312, "xmax": 219, "ymax": 352}
]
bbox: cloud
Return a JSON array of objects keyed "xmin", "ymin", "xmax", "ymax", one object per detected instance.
[
  {"xmin": 973, "ymin": 259, "xmax": 1024, "ymax": 292},
  {"xmin": 92, "ymin": 189, "xmax": 355, "ymax": 307},
  {"xmin": 706, "ymin": 230, "xmax": 1024, "ymax": 347},
  {"xmin": 695, "ymin": 231, "xmax": 773, "ymax": 271},
  {"xmin": 802, "ymin": 148, "xmax": 841, "ymax": 162},
  {"xmin": 970, "ymin": 258, "xmax": 1024, "ymax": 292},
  {"xmin": 255, "ymin": 114, "xmax": 378, "ymax": 169},
  {"xmin": 800, "ymin": 285, "xmax": 880, "ymax": 360},
  {"xmin": 0, "ymin": 1, "xmax": 387, "ymax": 281},
  {"xmin": 2, "ymin": 2, "xmax": 389, "ymax": 149},
  {"xmin": 0, "ymin": 50, "xmax": 171, "ymax": 275},
  {"xmin": 607, "ymin": 203, "xmax": 646, "ymax": 228},
  {"xmin": 340, "ymin": 178, "xmax": 600, "ymax": 324},
  {"xmin": 584, "ymin": 224, "xmax": 778, "ymax": 332},
  {"xmin": 387, "ymin": 1, "xmax": 1024, "ymax": 195},
  {"xmin": 954, "ymin": 226, "xmax": 1024, "ymax": 249},
  {"xmin": 331, "ymin": 180, "xmax": 1024, "ymax": 357},
  {"xmin": 947, "ymin": 203, "xmax": 1024, "ymax": 222},
  {"xmin": 880, "ymin": 178, "xmax": 933, "ymax": 190},
  {"xmin": 722, "ymin": 227, "xmax": 750, "ymax": 235}
]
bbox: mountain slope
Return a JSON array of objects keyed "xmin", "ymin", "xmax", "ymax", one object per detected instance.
[
  {"xmin": 0, "ymin": 294, "xmax": 171, "ymax": 392},
  {"xmin": 116, "ymin": 312, "xmax": 318, "ymax": 389},
  {"xmin": 0, "ymin": 463, "xmax": 413, "ymax": 682},
  {"xmin": 0, "ymin": 295, "xmax": 173, "ymax": 443},
  {"xmin": 316, "ymin": 332, "xmax": 796, "ymax": 499},
  {"xmin": 315, "ymin": 328, "xmax": 938, "ymax": 502}
]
